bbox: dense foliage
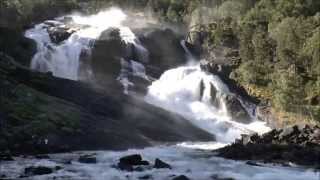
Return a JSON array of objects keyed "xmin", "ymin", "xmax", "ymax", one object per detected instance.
[{"xmin": 198, "ymin": 0, "xmax": 320, "ymax": 123}]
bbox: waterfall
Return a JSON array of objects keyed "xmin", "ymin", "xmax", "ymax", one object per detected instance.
[
  {"xmin": 25, "ymin": 8, "xmax": 138, "ymax": 81},
  {"xmin": 145, "ymin": 65, "xmax": 270, "ymax": 143},
  {"xmin": 180, "ymin": 40, "xmax": 196, "ymax": 63}
]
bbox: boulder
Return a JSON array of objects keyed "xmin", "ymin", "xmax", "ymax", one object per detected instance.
[
  {"xmin": 138, "ymin": 28, "xmax": 186, "ymax": 78},
  {"xmin": 222, "ymin": 94, "xmax": 251, "ymax": 124},
  {"xmin": 117, "ymin": 154, "xmax": 150, "ymax": 171},
  {"xmin": 24, "ymin": 166, "xmax": 53, "ymax": 176},
  {"xmin": 47, "ymin": 26, "xmax": 75, "ymax": 44},
  {"xmin": 78, "ymin": 154, "xmax": 97, "ymax": 164},
  {"xmin": 154, "ymin": 158, "xmax": 171, "ymax": 169},
  {"xmin": 91, "ymin": 27, "xmax": 127, "ymax": 88},
  {"xmin": 119, "ymin": 154, "xmax": 150, "ymax": 166}
]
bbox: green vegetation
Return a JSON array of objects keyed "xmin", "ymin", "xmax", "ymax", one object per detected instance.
[
  {"xmin": 0, "ymin": 55, "xmax": 82, "ymax": 153},
  {"xmin": 199, "ymin": 0, "xmax": 320, "ymax": 123}
]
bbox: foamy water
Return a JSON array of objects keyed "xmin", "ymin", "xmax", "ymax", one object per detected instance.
[
  {"xmin": 1, "ymin": 146, "xmax": 318, "ymax": 180},
  {"xmin": 145, "ymin": 65, "xmax": 270, "ymax": 143}
]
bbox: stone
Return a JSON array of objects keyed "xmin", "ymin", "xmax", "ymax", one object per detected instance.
[
  {"xmin": 78, "ymin": 154, "xmax": 97, "ymax": 164},
  {"xmin": 24, "ymin": 166, "xmax": 53, "ymax": 176},
  {"xmin": 154, "ymin": 158, "xmax": 171, "ymax": 169},
  {"xmin": 47, "ymin": 26, "xmax": 75, "ymax": 44},
  {"xmin": 117, "ymin": 154, "xmax": 150, "ymax": 171},
  {"xmin": 119, "ymin": 154, "xmax": 143, "ymax": 165}
]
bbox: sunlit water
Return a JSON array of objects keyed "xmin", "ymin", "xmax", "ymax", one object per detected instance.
[{"xmin": 6, "ymin": 8, "xmax": 317, "ymax": 180}]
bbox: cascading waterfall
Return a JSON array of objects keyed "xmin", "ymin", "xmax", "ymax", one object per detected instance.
[
  {"xmin": 145, "ymin": 65, "xmax": 270, "ymax": 144},
  {"xmin": 26, "ymin": 7, "xmax": 269, "ymax": 144},
  {"xmin": 25, "ymin": 8, "xmax": 147, "ymax": 81}
]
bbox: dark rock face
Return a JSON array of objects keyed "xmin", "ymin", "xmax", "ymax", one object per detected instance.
[
  {"xmin": 91, "ymin": 27, "xmax": 126, "ymax": 88},
  {"xmin": 216, "ymin": 125, "xmax": 320, "ymax": 167},
  {"xmin": 222, "ymin": 94, "xmax": 251, "ymax": 124},
  {"xmin": 24, "ymin": 166, "xmax": 53, "ymax": 176},
  {"xmin": 138, "ymin": 28, "xmax": 186, "ymax": 78},
  {"xmin": 78, "ymin": 154, "xmax": 97, "ymax": 164}
]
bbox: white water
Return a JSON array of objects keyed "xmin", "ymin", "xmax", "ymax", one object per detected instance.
[
  {"xmin": 25, "ymin": 8, "xmax": 146, "ymax": 81},
  {"xmin": 145, "ymin": 65, "xmax": 270, "ymax": 144},
  {"xmin": 1, "ymin": 146, "xmax": 318, "ymax": 180}
]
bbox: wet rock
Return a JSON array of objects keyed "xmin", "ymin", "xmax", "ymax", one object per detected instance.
[
  {"xmin": 24, "ymin": 166, "xmax": 53, "ymax": 176},
  {"xmin": 78, "ymin": 154, "xmax": 97, "ymax": 164},
  {"xmin": 91, "ymin": 27, "xmax": 126, "ymax": 88},
  {"xmin": 154, "ymin": 158, "xmax": 171, "ymax": 169},
  {"xmin": 119, "ymin": 154, "xmax": 150, "ymax": 166},
  {"xmin": 172, "ymin": 175, "xmax": 190, "ymax": 180},
  {"xmin": 117, "ymin": 154, "xmax": 150, "ymax": 171},
  {"xmin": 138, "ymin": 28, "xmax": 186, "ymax": 78},
  {"xmin": 47, "ymin": 26, "xmax": 76, "ymax": 44},
  {"xmin": 222, "ymin": 94, "xmax": 251, "ymax": 124}
]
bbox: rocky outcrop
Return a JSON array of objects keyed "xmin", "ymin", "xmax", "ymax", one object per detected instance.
[
  {"xmin": 138, "ymin": 28, "xmax": 186, "ymax": 78},
  {"xmin": 216, "ymin": 125, "xmax": 320, "ymax": 168},
  {"xmin": 91, "ymin": 27, "xmax": 126, "ymax": 89}
]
